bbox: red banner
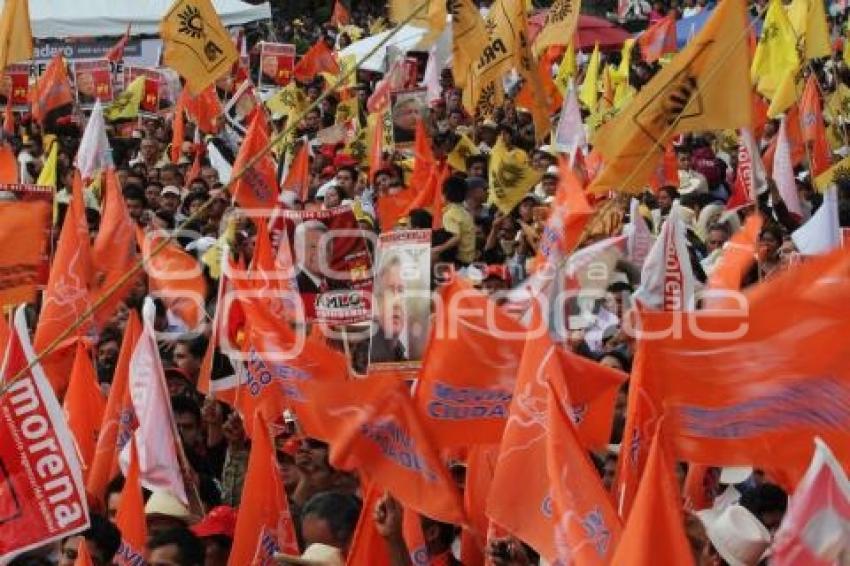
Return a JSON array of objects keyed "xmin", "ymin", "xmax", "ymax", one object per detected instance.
[
  {"xmin": 73, "ymin": 60, "xmax": 114, "ymax": 108},
  {"xmin": 257, "ymin": 43, "xmax": 296, "ymax": 90},
  {"xmin": 0, "ymin": 308, "xmax": 90, "ymax": 563},
  {"xmin": 123, "ymin": 67, "xmax": 169, "ymax": 113},
  {"xmin": 1, "ymin": 64, "xmax": 30, "ymax": 110}
]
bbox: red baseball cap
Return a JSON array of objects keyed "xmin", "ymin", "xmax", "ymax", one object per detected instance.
[{"xmin": 191, "ymin": 506, "xmax": 237, "ymax": 539}]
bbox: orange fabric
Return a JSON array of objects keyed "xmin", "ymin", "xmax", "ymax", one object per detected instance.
[
  {"xmin": 403, "ymin": 161, "xmax": 449, "ymax": 230},
  {"xmin": 462, "ymin": 445, "xmax": 499, "ymax": 565},
  {"xmin": 30, "ymin": 55, "xmax": 74, "ymax": 123},
  {"xmin": 139, "ymin": 232, "xmax": 207, "ymax": 329},
  {"xmin": 293, "ymin": 40, "xmax": 339, "ymax": 83},
  {"xmin": 88, "ymin": 311, "xmax": 140, "ymax": 502},
  {"xmin": 229, "ymin": 413, "xmax": 299, "ymax": 566},
  {"xmin": 648, "ymin": 143, "xmax": 679, "ymax": 193},
  {"xmin": 377, "ymin": 188, "xmax": 417, "ymax": 230},
  {"xmin": 171, "ymin": 94, "xmax": 186, "ymax": 163},
  {"xmin": 34, "ymin": 172, "xmax": 92, "ymax": 394},
  {"xmin": 72, "ymin": 539, "xmax": 95, "ymax": 566},
  {"xmin": 369, "ymin": 112, "xmax": 385, "ymax": 185},
  {"xmin": 298, "ymin": 378, "xmax": 465, "ymax": 525},
  {"xmin": 232, "ymin": 112, "xmax": 280, "ymax": 211},
  {"xmin": 402, "ymin": 507, "xmax": 429, "ymax": 564},
  {"xmin": 487, "ymin": 303, "xmax": 626, "ymax": 561},
  {"xmin": 281, "ymin": 142, "xmax": 311, "ymax": 203},
  {"xmin": 183, "ymin": 85, "xmax": 222, "ymax": 135},
  {"xmin": 751, "ymin": 91, "xmax": 769, "ymax": 139},
  {"xmin": 0, "ymin": 200, "xmax": 49, "ymax": 306},
  {"xmin": 517, "ymin": 57, "xmax": 562, "ymax": 116},
  {"xmin": 800, "ymin": 75, "xmax": 831, "ymax": 177},
  {"xmin": 414, "ymin": 278, "xmax": 524, "ymax": 446},
  {"xmin": 682, "ymin": 464, "xmax": 719, "ymax": 512},
  {"xmin": 104, "ymin": 24, "xmax": 131, "ymax": 63},
  {"xmin": 3, "ymin": 96, "xmax": 13, "ymax": 137},
  {"xmin": 610, "ymin": 421, "xmax": 695, "ymax": 566},
  {"xmin": 704, "ymin": 213, "xmax": 762, "ymax": 309},
  {"xmin": 546, "ymin": 378, "xmax": 622, "ymax": 565},
  {"xmin": 0, "ymin": 142, "xmax": 17, "ymax": 182},
  {"xmin": 635, "ymin": 247, "xmax": 850, "ymax": 491},
  {"xmin": 345, "ymin": 482, "xmax": 393, "ymax": 566},
  {"xmin": 638, "ymin": 15, "xmax": 677, "ymax": 62},
  {"xmin": 763, "ymin": 103, "xmax": 805, "ymax": 172},
  {"xmin": 91, "ymin": 169, "xmax": 137, "ymax": 328},
  {"xmin": 114, "ymin": 438, "xmax": 147, "ymax": 566},
  {"xmin": 330, "ymin": 0, "xmax": 351, "ymax": 26},
  {"xmin": 64, "ymin": 342, "xmax": 106, "ymax": 476}
]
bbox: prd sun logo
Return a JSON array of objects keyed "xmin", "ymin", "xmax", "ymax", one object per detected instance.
[{"xmin": 177, "ymin": 4, "xmax": 204, "ymax": 39}]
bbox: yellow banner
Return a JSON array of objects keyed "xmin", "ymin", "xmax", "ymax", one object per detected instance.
[{"xmin": 488, "ymin": 138, "xmax": 542, "ymax": 213}]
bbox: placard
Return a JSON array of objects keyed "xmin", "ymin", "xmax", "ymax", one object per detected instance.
[
  {"xmin": 73, "ymin": 60, "xmax": 114, "ymax": 108},
  {"xmin": 257, "ymin": 43, "xmax": 296, "ymax": 90}
]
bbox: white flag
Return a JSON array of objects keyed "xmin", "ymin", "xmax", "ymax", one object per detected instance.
[
  {"xmin": 626, "ymin": 198, "xmax": 655, "ymax": 267},
  {"xmin": 774, "ymin": 117, "xmax": 804, "ymax": 217},
  {"xmin": 792, "ymin": 187, "xmax": 840, "ymax": 255},
  {"xmin": 633, "ymin": 201, "xmax": 698, "ymax": 311},
  {"xmin": 120, "ymin": 297, "xmax": 188, "ymax": 505},
  {"xmin": 75, "ymin": 99, "xmax": 112, "ymax": 181},
  {"xmin": 553, "ymin": 80, "xmax": 586, "ymax": 158},
  {"xmin": 207, "ymin": 142, "xmax": 232, "ymax": 185}
]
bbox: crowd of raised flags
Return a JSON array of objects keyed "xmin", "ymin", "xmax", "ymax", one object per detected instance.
[{"xmin": 2, "ymin": 0, "xmax": 850, "ymax": 564}]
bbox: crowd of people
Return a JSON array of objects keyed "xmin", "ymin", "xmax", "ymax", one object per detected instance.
[{"xmin": 4, "ymin": 0, "xmax": 850, "ymax": 564}]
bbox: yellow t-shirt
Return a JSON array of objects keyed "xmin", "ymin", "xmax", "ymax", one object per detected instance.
[{"xmin": 442, "ymin": 202, "xmax": 476, "ymax": 264}]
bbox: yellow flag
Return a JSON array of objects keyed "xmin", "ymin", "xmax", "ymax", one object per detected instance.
[
  {"xmin": 613, "ymin": 80, "xmax": 635, "ymax": 110},
  {"xmin": 451, "ymin": 0, "xmax": 489, "ymax": 90},
  {"xmin": 160, "ymin": 0, "xmax": 238, "ymax": 95},
  {"xmin": 447, "ymin": 133, "xmax": 480, "ymax": 172},
  {"xmin": 488, "ymin": 138, "xmax": 542, "ymax": 213},
  {"xmin": 766, "ymin": 68, "xmax": 799, "ymax": 118},
  {"xmin": 390, "ymin": 0, "xmax": 446, "ymax": 35},
  {"xmin": 532, "ymin": 0, "xmax": 582, "ymax": 56},
  {"xmin": 335, "ymin": 97, "xmax": 359, "ymax": 125},
  {"xmin": 814, "ymin": 153, "xmax": 850, "ymax": 190},
  {"xmin": 616, "ymin": 38, "xmax": 636, "ymax": 83},
  {"xmin": 554, "ymin": 42, "xmax": 576, "ymax": 95},
  {"xmin": 589, "ymin": 0, "xmax": 752, "ymax": 194},
  {"xmin": 751, "ymin": 0, "xmax": 800, "ymax": 98},
  {"xmin": 265, "ymin": 83, "xmax": 307, "ymax": 120},
  {"xmin": 787, "ymin": 0, "xmax": 831, "ymax": 60},
  {"xmin": 579, "ymin": 43, "xmax": 600, "ymax": 110},
  {"xmin": 0, "ymin": 0, "xmax": 33, "ymax": 72},
  {"xmin": 105, "ymin": 76, "xmax": 145, "ymax": 122},
  {"xmin": 38, "ymin": 139, "xmax": 58, "ymax": 187}
]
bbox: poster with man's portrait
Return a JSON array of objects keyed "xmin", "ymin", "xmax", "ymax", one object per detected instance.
[
  {"xmin": 0, "ymin": 64, "xmax": 29, "ymax": 110},
  {"xmin": 368, "ymin": 229, "xmax": 432, "ymax": 372},
  {"xmin": 123, "ymin": 67, "xmax": 171, "ymax": 113},
  {"xmin": 390, "ymin": 88, "xmax": 428, "ymax": 147},
  {"xmin": 73, "ymin": 60, "xmax": 113, "ymax": 109},
  {"xmin": 274, "ymin": 205, "xmax": 374, "ymax": 324},
  {"xmin": 257, "ymin": 43, "xmax": 296, "ymax": 91},
  {"xmin": 223, "ymin": 79, "xmax": 261, "ymax": 138}
]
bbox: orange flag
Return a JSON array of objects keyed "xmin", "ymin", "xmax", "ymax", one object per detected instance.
[
  {"xmin": 637, "ymin": 15, "xmax": 677, "ymax": 62},
  {"xmin": 546, "ymin": 378, "xmax": 622, "ymax": 565},
  {"xmin": 799, "ymin": 75, "xmax": 831, "ymax": 177},
  {"xmin": 648, "ymin": 143, "xmax": 679, "ymax": 193},
  {"xmin": 105, "ymin": 24, "xmax": 131, "ymax": 63},
  {"xmin": 751, "ymin": 91, "xmax": 769, "ymax": 139},
  {"xmin": 369, "ymin": 112, "xmax": 384, "ymax": 185},
  {"xmin": 635, "ymin": 247, "xmax": 850, "ymax": 491},
  {"xmin": 91, "ymin": 169, "xmax": 137, "ymax": 328},
  {"xmin": 171, "ymin": 94, "xmax": 186, "ymax": 164},
  {"xmin": 114, "ymin": 438, "xmax": 147, "ymax": 566},
  {"xmin": 704, "ymin": 213, "xmax": 762, "ymax": 310},
  {"xmin": 414, "ymin": 277, "xmax": 524, "ymax": 447},
  {"xmin": 402, "ymin": 507, "xmax": 429, "ymax": 564},
  {"xmin": 139, "ymin": 232, "xmax": 207, "ymax": 330},
  {"xmin": 0, "ymin": 200, "xmax": 49, "ymax": 306},
  {"xmin": 376, "ymin": 188, "xmax": 417, "ymax": 230},
  {"xmin": 183, "ymin": 85, "xmax": 222, "ymax": 135},
  {"xmin": 299, "ymin": 378, "xmax": 465, "ymax": 525},
  {"xmin": 763, "ymin": 103, "xmax": 806, "ymax": 172},
  {"xmin": 229, "ymin": 413, "xmax": 299, "ymax": 566},
  {"xmin": 0, "ymin": 142, "xmax": 17, "ymax": 182},
  {"xmin": 232, "ymin": 112, "xmax": 280, "ymax": 211},
  {"xmin": 34, "ymin": 171, "xmax": 92, "ymax": 394},
  {"xmin": 463, "ymin": 445, "xmax": 499, "ymax": 564},
  {"xmin": 345, "ymin": 482, "xmax": 393, "ymax": 566},
  {"xmin": 3, "ymin": 96, "xmax": 14, "ymax": 138},
  {"xmin": 682, "ymin": 464, "xmax": 720, "ymax": 512},
  {"xmin": 330, "ymin": 0, "xmax": 351, "ymax": 26},
  {"xmin": 281, "ymin": 141, "xmax": 311, "ymax": 203},
  {"xmin": 403, "ymin": 161, "xmax": 449, "ymax": 229},
  {"xmin": 610, "ymin": 421, "xmax": 695, "ymax": 566},
  {"xmin": 293, "ymin": 40, "xmax": 339, "ymax": 83},
  {"xmin": 64, "ymin": 342, "xmax": 106, "ymax": 475},
  {"xmin": 30, "ymin": 55, "xmax": 74, "ymax": 123},
  {"xmin": 72, "ymin": 539, "xmax": 95, "ymax": 566}
]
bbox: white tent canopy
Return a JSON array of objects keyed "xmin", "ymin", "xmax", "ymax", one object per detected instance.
[
  {"xmin": 339, "ymin": 24, "xmax": 435, "ymax": 73},
  {"xmin": 0, "ymin": 0, "xmax": 271, "ymax": 38}
]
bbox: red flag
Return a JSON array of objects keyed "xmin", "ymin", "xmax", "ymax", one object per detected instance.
[
  {"xmin": 751, "ymin": 91, "xmax": 769, "ymax": 139},
  {"xmin": 114, "ymin": 439, "xmax": 147, "ymax": 566},
  {"xmin": 293, "ymin": 40, "xmax": 339, "ymax": 83},
  {"xmin": 91, "ymin": 169, "xmax": 137, "ymax": 328},
  {"xmin": 704, "ymin": 213, "xmax": 762, "ymax": 309},
  {"xmin": 34, "ymin": 171, "xmax": 92, "ymax": 394},
  {"xmin": 610, "ymin": 421, "xmax": 695, "ymax": 566},
  {"xmin": 682, "ymin": 464, "xmax": 720, "ymax": 512},
  {"xmin": 64, "ymin": 342, "xmax": 106, "ymax": 475},
  {"xmin": 30, "ymin": 55, "xmax": 74, "ymax": 123},
  {"xmin": 772, "ymin": 438, "xmax": 850, "ymax": 565},
  {"xmin": 88, "ymin": 311, "xmax": 140, "ymax": 502},
  {"xmin": 637, "ymin": 15, "xmax": 677, "ymax": 62},
  {"xmin": 171, "ymin": 93, "xmax": 186, "ymax": 163},
  {"xmin": 345, "ymin": 482, "xmax": 393, "ymax": 566},
  {"xmin": 369, "ymin": 112, "xmax": 384, "ymax": 185},
  {"xmin": 727, "ymin": 130, "xmax": 760, "ymax": 210},
  {"xmin": 330, "ymin": 0, "xmax": 351, "ymax": 26},
  {"xmin": 105, "ymin": 24, "xmax": 131, "ymax": 63},
  {"xmin": 232, "ymin": 112, "xmax": 280, "ymax": 211},
  {"xmin": 183, "ymin": 85, "xmax": 222, "ymax": 135},
  {"xmin": 763, "ymin": 103, "xmax": 806, "ymax": 172},
  {"xmin": 3, "ymin": 95, "xmax": 14, "ymax": 138},
  {"xmin": 299, "ymin": 378, "xmax": 465, "ymax": 525},
  {"xmin": 281, "ymin": 142, "xmax": 311, "ymax": 203},
  {"xmin": 0, "ymin": 307, "xmax": 90, "ymax": 562},
  {"xmin": 0, "ymin": 143, "xmax": 16, "ymax": 183},
  {"xmin": 800, "ymin": 75, "xmax": 831, "ymax": 177},
  {"xmin": 229, "ymin": 413, "xmax": 300, "ymax": 565}
]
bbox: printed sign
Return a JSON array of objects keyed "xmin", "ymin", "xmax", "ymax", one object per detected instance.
[
  {"xmin": 257, "ymin": 43, "xmax": 296, "ymax": 90},
  {"xmin": 73, "ymin": 60, "xmax": 114, "ymax": 108}
]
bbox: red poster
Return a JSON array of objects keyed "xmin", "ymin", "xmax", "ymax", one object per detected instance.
[
  {"xmin": 73, "ymin": 60, "xmax": 114, "ymax": 108},
  {"xmin": 0, "ymin": 308, "xmax": 90, "ymax": 563},
  {"xmin": 271, "ymin": 206, "xmax": 373, "ymax": 323},
  {"xmin": 0, "ymin": 184, "xmax": 54, "ymax": 286},
  {"xmin": 123, "ymin": 67, "xmax": 167, "ymax": 113},
  {"xmin": 258, "ymin": 43, "xmax": 296, "ymax": 90},
  {"xmin": 0, "ymin": 64, "xmax": 30, "ymax": 109}
]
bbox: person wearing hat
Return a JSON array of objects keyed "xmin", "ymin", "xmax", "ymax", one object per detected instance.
[
  {"xmin": 159, "ymin": 185, "xmax": 183, "ymax": 217},
  {"xmin": 145, "ymin": 490, "xmax": 193, "ymax": 536},
  {"xmin": 697, "ymin": 504, "xmax": 772, "ymax": 566},
  {"xmin": 476, "ymin": 119, "xmax": 499, "ymax": 153},
  {"xmin": 677, "ymin": 145, "xmax": 709, "ymax": 197},
  {"xmin": 536, "ymin": 165, "xmax": 559, "ymax": 202},
  {"xmin": 191, "ymin": 506, "xmax": 237, "ymax": 566}
]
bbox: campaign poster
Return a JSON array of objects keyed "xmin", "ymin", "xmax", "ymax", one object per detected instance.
[
  {"xmin": 0, "ymin": 64, "xmax": 30, "ymax": 110},
  {"xmin": 390, "ymin": 88, "xmax": 428, "ymax": 147},
  {"xmin": 0, "ymin": 184, "xmax": 55, "ymax": 286},
  {"xmin": 368, "ymin": 229, "xmax": 432, "ymax": 372},
  {"xmin": 73, "ymin": 60, "xmax": 114, "ymax": 108},
  {"xmin": 257, "ymin": 43, "xmax": 296, "ymax": 90},
  {"xmin": 222, "ymin": 79, "xmax": 261, "ymax": 137},
  {"xmin": 123, "ymin": 67, "xmax": 170, "ymax": 113},
  {"xmin": 276, "ymin": 205, "xmax": 373, "ymax": 324}
]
